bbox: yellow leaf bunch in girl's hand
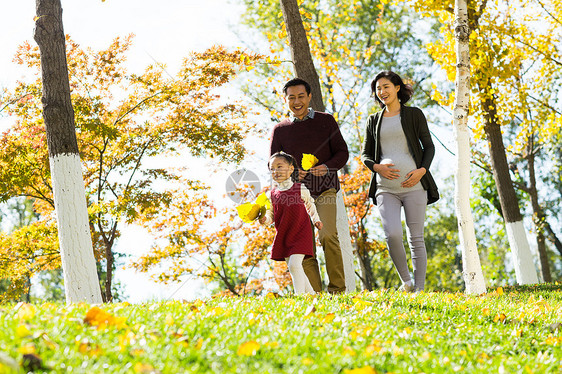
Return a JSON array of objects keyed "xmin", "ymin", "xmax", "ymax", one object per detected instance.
[
  {"xmin": 301, "ymin": 153, "xmax": 319, "ymax": 171},
  {"xmin": 236, "ymin": 193, "xmax": 271, "ymax": 223}
]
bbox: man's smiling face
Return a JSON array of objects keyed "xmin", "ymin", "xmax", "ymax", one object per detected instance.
[{"xmin": 285, "ymin": 85, "xmax": 312, "ymax": 120}]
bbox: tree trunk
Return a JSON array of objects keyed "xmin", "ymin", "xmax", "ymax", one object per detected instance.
[
  {"xmin": 280, "ymin": 0, "xmax": 355, "ymax": 292},
  {"xmin": 453, "ymin": 0, "xmax": 487, "ymax": 294},
  {"xmin": 480, "ymin": 83, "xmax": 539, "ymax": 285},
  {"xmin": 336, "ymin": 191, "xmax": 357, "ymax": 291},
  {"xmin": 355, "ymin": 225, "xmax": 376, "ymax": 291},
  {"xmin": 526, "ymin": 141, "xmax": 552, "ymax": 282},
  {"xmin": 34, "ymin": 0, "xmax": 102, "ymax": 304},
  {"xmin": 545, "ymin": 222, "xmax": 562, "ymax": 257},
  {"xmin": 104, "ymin": 239, "xmax": 115, "ymax": 302},
  {"xmin": 280, "ymin": 0, "xmax": 325, "ymax": 112}
]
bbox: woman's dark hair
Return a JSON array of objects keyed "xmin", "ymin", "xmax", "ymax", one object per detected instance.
[
  {"xmin": 269, "ymin": 151, "xmax": 299, "ymax": 182},
  {"xmin": 371, "ymin": 71, "xmax": 414, "ymax": 108}
]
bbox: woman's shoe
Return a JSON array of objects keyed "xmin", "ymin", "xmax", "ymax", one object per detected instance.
[{"xmin": 399, "ymin": 282, "xmax": 415, "ymax": 293}]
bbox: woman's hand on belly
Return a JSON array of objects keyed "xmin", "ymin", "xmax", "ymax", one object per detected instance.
[
  {"xmin": 402, "ymin": 167, "xmax": 426, "ymax": 188},
  {"xmin": 374, "ymin": 163, "xmax": 400, "ymax": 180}
]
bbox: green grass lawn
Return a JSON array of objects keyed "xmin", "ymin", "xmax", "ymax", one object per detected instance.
[{"xmin": 1, "ymin": 284, "xmax": 561, "ymax": 373}]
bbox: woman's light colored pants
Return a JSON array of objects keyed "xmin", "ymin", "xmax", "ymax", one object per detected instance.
[{"xmin": 376, "ymin": 189, "xmax": 427, "ymax": 291}]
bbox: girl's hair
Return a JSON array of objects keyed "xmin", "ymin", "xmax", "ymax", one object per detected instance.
[
  {"xmin": 371, "ymin": 70, "xmax": 414, "ymax": 108},
  {"xmin": 269, "ymin": 152, "xmax": 299, "ymax": 182}
]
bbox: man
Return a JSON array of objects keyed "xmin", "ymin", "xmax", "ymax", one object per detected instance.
[{"xmin": 270, "ymin": 78, "xmax": 349, "ymax": 293}]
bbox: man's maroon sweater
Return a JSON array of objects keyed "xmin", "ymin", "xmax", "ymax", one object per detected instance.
[{"xmin": 270, "ymin": 111, "xmax": 349, "ymax": 198}]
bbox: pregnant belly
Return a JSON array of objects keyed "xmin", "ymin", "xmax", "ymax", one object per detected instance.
[{"xmin": 378, "ymin": 157, "xmax": 418, "ymax": 189}]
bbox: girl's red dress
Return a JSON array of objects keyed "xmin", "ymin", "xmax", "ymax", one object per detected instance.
[{"xmin": 270, "ymin": 183, "xmax": 314, "ymax": 261}]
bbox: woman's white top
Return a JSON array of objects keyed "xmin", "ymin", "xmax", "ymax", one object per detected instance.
[{"xmin": 376, "ymin": 114, "xmax": 423, "ymax": 195}]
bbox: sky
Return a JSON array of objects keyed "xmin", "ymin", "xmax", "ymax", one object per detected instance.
[
  {"xmin": 1, "ymin": 0, "xmax": 259, "ymax": 302},
  {"xmin": 1, "ymin": 1, "xmax": 245, "ymax": 82}
]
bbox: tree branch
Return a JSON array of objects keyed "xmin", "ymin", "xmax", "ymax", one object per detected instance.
[
  {"xmin": 112, "ymin": 91, "xmax": 163, "ymax": 127},
  {"xmin": 533, "ymin": 0, "xmax": 562, "ymax": 27}
]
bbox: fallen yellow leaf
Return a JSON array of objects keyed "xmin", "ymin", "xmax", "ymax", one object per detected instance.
[
  {"xmin": 343, "ymin": 366, "xmax": 377, "ymax": 374},
  {"xmin": 16, "ymin": 324, "xmax": 32, "ymax": 338},
  {"xmin": 323, "ymin": 313, "xmax": 336, "ymax": 323},
  {"xmin": 544, "ymin": 335, "xmax": 561, "ymax": 346},
  {"xmin": 131, "ymin": 348, "xmax": 145, "ymax": 357},
  {"xmin": 343, "ymin": 346, "xmax": 356, "ymax": 356},
  {"xmin": 134, "ymin": 363, "xmax": 156, "ymax": 373},
  {"xmin": 237, "ymin": 340, "xmax": 260, "ymax": 356},
  {"xmin": 84, "ymin": 306, "xmax": 127, "ymax": 330},
  {"xmin": 210, "ymin": 306, "xmax": 225, "ymax": 316},
  {"xmin": 512, "ymin": 328, "xmax": 523, "ymax": 338},
  {"xmin": 266, "ymin": 292, "xmax": 279, "ymax": 299},
  {"xmin": 352, "ymin": 298, "xmax": 372, "ymax": 311},
  {"xmin": 118, "ymin": 330, "xmax": 136, "ymax": 351},
  {"xmin": 78, "ymin": 341, "xmax": 103, "ymax": 357},
  {"xmin": 392, "ymin": 345, "xmax": 404, "ymax": 356},
  {"xmin": 16, "ymin": 303, "xmax": 36, "ymax": 321},
  {"xmin": 165, "ymin": 313, "xmax": 174, "ymax": 326},
  {"xmin": 493, "ymin": 313, "xmax": 507, "ymax": 323},
  {"xmin": 265, "ymin": 341, "xmax": 279, "ymax": 348},
  {"xmin": 18, "ymin": 344, "xmax": 36, "ymax": 355},
  {"xmin": 365, "ymin": 340, "xmax": 382, "ymax": 356}
]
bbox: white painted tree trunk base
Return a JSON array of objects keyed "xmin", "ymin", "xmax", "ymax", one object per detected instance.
[
  {"xmin": 505, "ymin": 220, "xmax": 539, "ymax": 285},
  {"xmin": 336, "ymin": 190, "xmax": 356, "ymax": 293},
  {"xmin": 458, "ymin": 221, "xmax": 487, "ymax": 294},
  {"xmin": 50, "ymin": 154, "xmax": 103, "ymax": 304}
]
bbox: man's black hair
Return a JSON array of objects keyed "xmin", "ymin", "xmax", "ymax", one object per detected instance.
[{"xmin": 283, "ymin": 78, "xmax": 311, "ymax": 95}]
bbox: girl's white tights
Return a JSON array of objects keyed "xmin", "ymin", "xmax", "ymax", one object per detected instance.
[{"xmin": 286, "ymin": 254, "xmax": 315, "ymax": 295}]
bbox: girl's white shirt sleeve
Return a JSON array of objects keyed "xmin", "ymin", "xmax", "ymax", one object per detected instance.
[{"xmin": 300, "ymin": 184, "xmax": 321, "ymax": 224}]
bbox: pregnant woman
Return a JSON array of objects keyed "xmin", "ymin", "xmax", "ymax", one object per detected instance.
[{"xmin": 361, "ymin": 71, "xmax": 439, "ymax": 292}]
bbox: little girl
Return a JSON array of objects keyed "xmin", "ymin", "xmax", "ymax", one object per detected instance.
[{"xmin": 259, "ymin": 152, "xmax": 323, "ymax": 295}]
